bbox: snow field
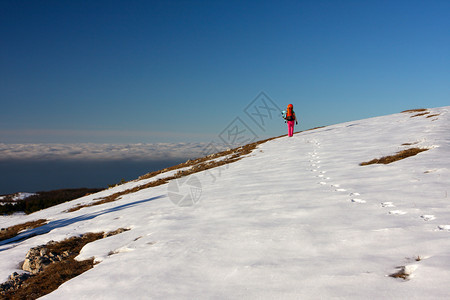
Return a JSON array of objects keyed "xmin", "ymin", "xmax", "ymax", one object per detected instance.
[{"xmin": 0, "ymin": 106, "xmax": 449, "ymax": 299}]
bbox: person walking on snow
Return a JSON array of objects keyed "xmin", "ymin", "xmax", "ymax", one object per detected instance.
[{"xmin": 283, "ymin": 104, "xmax": 298, "ymax": 137}]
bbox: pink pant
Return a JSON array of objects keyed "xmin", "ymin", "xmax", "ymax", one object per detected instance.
[{"xmin": 287, "ymin": 120, "xmax": 295, "ymax": 137}]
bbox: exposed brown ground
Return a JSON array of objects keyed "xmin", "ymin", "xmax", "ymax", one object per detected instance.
[
  {"xmin": 360, "ymin": 148, "xmax": 429, "ymax": 166},
  {"xmin": 401, "ymin": 108, "xmax": 427, "ymax": 113},
  {"xmin": 411, "ymin": 112, "xmax": 430, "ymax": 117},
  {"xmin": 426, "ymin": 114, "xmax": 440, "ymax": 118}
]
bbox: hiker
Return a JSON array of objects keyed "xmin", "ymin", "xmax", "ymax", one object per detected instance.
[{"xmin": 283, "ymin": 104, "xmax": 298, "ymax": 137}]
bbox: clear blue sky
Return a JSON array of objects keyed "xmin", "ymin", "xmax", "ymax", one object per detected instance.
[{"xmin": 1, "ymin": 0, "xmax": 449, "ymax": 144}]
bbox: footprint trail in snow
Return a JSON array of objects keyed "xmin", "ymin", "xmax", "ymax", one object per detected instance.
[{"xmin": 307, "ymin": 138, "xmax": 364, "ymax": 204}]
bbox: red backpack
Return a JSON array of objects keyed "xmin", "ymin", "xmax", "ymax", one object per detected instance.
[{"xmin": 286, "ymin": 106, "xmax": 294, "ymax": 121}]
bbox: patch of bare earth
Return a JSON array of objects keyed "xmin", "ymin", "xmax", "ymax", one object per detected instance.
[
  {"xmin": 0, "ymin": 219, "xmax": 47, "ymax": 243},
  {"xmin": 360, "ymin": 148, "xmax": 429, "ymax": 166},
  {"xmin": 401, "ymin": 108, "xmax": 428, "ymax": 113},
  {"xmin": 389, "ymin": 266, "xmax": 411, "ymax": 280},
  {"xmin": 426, "ymin": 114, "xmax": 440, "ymax": 118},
  {"xmin": 0, "ymin": 228, "xmax": 129, "ymax": 299},
  {"xmin": 401, "ymin": 108, "xmax": 436, "ymax": 118},
  {"xmin": 389, "ymin": 257, "xmax": 422, "ymax": 280},
  {"xmin": 411, "ymin": 112, "xmax": 430, "ymax": 117}
]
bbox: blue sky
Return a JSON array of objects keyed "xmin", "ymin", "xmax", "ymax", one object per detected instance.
[{"xmin": 1, "ymin": 0, "xmax": 449, "ymax": 144}]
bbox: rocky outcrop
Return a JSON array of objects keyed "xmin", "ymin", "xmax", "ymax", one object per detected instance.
[
  {"xmin": 22, "ymin": 245, "xmax": 73, "ymax": 274},
  {"xmin": 0, "ymin": 272, "xmax": 32, "ymax": 294},
  {"xmin": 0, "ymin": 243, "xmax": 72, "ymax": 296}
]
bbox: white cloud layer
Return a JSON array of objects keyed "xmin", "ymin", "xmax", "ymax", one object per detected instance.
[
  {"xmin": 0, "ymin": 129, "xmax": 215, "ymax": 144},
  {"xmin": 0, "ymin": 143, "xmax": 229, "ymax": 161}
]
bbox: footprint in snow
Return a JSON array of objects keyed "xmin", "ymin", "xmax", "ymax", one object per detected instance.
[
  {"xmin": 317, "ymin": 174, "xmax": 324, "ymax": 178},
  {"xmin": 421, "ymin": 215, "xmax": 436, "ymax": 221},
  {"xmin": 438, "ymin": 225, "xmax": 450, "ymax": 231},
  {"xmin": 381, "ymin": 202, "xmax": 395, "ymax": 208},
  {"xmin": 331, "ymin": 184, "xmax": 346, "ymax": 192},
  {"xmin": 389, "ymin": 210, "xmax": 407, "ymax": 215},
  {"xmin": 319, "ymin": 182, "xmax": 327, "ymax": 185},
  {"xmin": 350, "ymin": 192, "xmax": 360, "ymax": 196},
  {"xmin": 351, "ymin": 198, "xmax": 366, "ymax": 203},
  {"xmin": 108, "ymin": 246, "xmax": 135, "ymax": 256}
]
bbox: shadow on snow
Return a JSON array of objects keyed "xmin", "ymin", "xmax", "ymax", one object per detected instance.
[{"xmin": 0, "ymin": 195, "xmax": 165, "ymax": 250}]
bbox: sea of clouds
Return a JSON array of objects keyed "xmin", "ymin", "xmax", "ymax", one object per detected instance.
[{"xmin": 0, "ymin": 143, "xmax": 229, "ymax": 161}]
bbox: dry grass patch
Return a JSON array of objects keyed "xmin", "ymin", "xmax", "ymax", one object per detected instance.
[
  {"xmin": 401, "ymin": 108, "xmax": 433, "ymax": 118},
  {"xmin": 0, "ymin": 219, "xmax": 47, "ymax": 243},
  {"xmin": 426, "ymin": 114, "xmax": 440, "ymax": 118},
  {"xmin": 411, "ymin": 112, "xmax": 430, "ymax": 117},
  {"xmin": 389, "ymin": 266, "xmax": 410, "ymax": 280},
  {"xmin": 389, "ymin": 258, "xmax": 421, "ymax": 281},
  {"xmin": 401, "ymin": 108, "xmax": 428, "ymax": 113},
  {"xmin": 360, "ymin": 148, "xmax": 429, "ymax": 166}
]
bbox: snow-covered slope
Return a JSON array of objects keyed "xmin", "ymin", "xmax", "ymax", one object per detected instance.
[{"xmin": 1, "ymin": 106, "xmax": 449, "ymax": 299}]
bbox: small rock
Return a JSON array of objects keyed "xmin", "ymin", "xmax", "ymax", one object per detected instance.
[
  {"xmin": 9, "ymin": 272, "xmax": 19, "ymax": 281},
  {"xmin": 22, "ymin": 258, "xmax": 32, "ymax": 273},
  {"xmin": 40, "ymin": 248, "xmax": 47, "ymax": 256}
]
